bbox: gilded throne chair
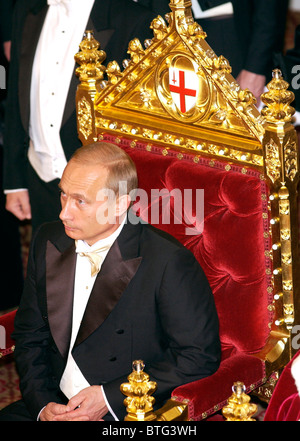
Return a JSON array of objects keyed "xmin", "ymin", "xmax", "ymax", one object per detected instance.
[{"xmin": 74, "ymin": 0, "xmax": 300, "ymax": 421}]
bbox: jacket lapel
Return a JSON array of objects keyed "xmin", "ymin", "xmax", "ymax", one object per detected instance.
[
  {"xmin": 74, "ymin": 220, "xmax": 142, "ymax": 346},
  {"xmin": 46, "ymin": 239, "xmax": 76, "ymax": 359},
  {"xmin": 19, "ymin": 1, "xmax": 48, "ymax": 131}
]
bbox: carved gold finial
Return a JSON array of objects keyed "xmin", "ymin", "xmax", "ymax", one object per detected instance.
[
  {"xmin": 222, "ymin": 382, "xmax": 257, "ymax": 421},
  {"xmin": 261, "ymin": 69, "xmax": 295, "ymax": 122},
  {"xmin": 120, "ymin": 360, "xmax": 157, "ymax": 421},
  {"xmin": 150, "ymin": 15, "xmax": 169, "ymax": 41},
  {"xmin": 169, "ymin": 0, "xmax": 192, "ymax": 10},
  {"xmin": 128, "ymin": 38, "xmax": 145, "ymax": 64},
  {"xmin": 106, "ymin": 60, "xmax": 122, "ymax": 85},
  {"xmin": 75, "ymin": 30, "xmax": 106, "ymax": 83}
]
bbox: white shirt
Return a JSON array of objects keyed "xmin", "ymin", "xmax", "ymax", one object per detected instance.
[
  {"xmin": 133, "ymin": 0, "xmax": 234, "ymax": 19},
  {"xmin": 28, "ymin": 0, "xmax": 94, "ymax": 183},
  {"xmin": 59, "ymin": 218, "xmax": 126, "ymax": 420},
  {"xmin": 191, "ymin": 1, "xmax": 233, "ymax": 19}
]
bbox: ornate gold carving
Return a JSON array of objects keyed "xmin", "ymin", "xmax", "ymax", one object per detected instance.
[
  {"xmin": 222, "ymin": 382, "xmax": 257, "ymax": 421},
  {"xmin": 74, "ymin": 30, "xmax": 106, "ymax": 83},
  {"xmin": 120, "ymin": 360, "xmax": 189, "ymax": 421},
  {"xmin": 261, "ymin": 69, "xmax": 295, "ymax": 122},
  {"xmin": 265, "ymin": 138, "xmax": 281, "ymax": 183},
  {"xmin": 281, "ymin": 253, "xmax": 292, "ymax": 265},
  {"xmin": 253, "ymin": 372, "xmax": 280, "ymax": 403},
  {"xmin": 187, "ymin": 21, "xmax": 206, "ymax": 40},
  {"xmin": 120, "ymin": 360, "xmax": 157, "ymax": 421},
  {"xmin": 150, "ymin": 15, "xmax": 169, "ymax": 41},
  {"xmin": 90, "ymin": 1, "xmax": 264, "ymax": 156},
  {"xmin": 283, "ymin": 280, "xmax": 293, "ymax": 291},
  {"xmin": 279, "ymin": 199, "xmax": 290, "ymax": 215},
  {"xmin": 140, "ymin": 88, "xmax": 153, "ymax": 108},
  {"xmin": 106, "ymin": 61, "xmax": 122, "ymax": 84},
  {"xmin": 284, "ymin": 304, "xmax": 294, "ymax": 319},
  {"xmin": 128, "ymin": 38, "xmax": 146, "ymax": 64},
  {"xmin": 211, "ymin": 55, "xmax": 232, "ymax": 75},
  {"xmin": 281, "ymin": 229, "xmax": 291, "ymax": 240},
  {"xmin": 77, "ymin": 97, "xmax": 93, "ymax": 140},
  {"xmin": 284, "ymin": 138, "xmax": 298, "ymax": 181}
]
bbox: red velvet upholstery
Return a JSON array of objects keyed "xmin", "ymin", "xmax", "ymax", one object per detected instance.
[
  {"xmin": 102, "ymin": 134, "xmax": 273, "ymax": 419},
  {"xmin": 264, "ymin": 351, "xmax": 300, "ymax": 421},
  {"xmin": 0, "ymin": 309, "xmax": 17, "ymax": 357}
]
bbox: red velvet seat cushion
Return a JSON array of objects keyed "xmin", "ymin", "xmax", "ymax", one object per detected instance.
[{"xmin": 172, "ymin": 350, "xmax": 265, "ymax": 420}]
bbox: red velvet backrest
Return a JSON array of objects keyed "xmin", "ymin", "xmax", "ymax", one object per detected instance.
[{"xmin": 103, "ymin": 134, "xmax": 273, "ymax": 355}]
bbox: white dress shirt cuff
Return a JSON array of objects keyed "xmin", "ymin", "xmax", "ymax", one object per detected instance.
[
  {"xmin": 37, "ymin": 406, "xmax": 45, "ymax": 421},
  {"xmin": 101, "ymin": 385, "xmax": 119, "ymax": 421},
  {"xmin": 4, "ymin": 188, "xmax": 28, "ymax": 194}
]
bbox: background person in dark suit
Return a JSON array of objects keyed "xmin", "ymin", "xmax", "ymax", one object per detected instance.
[
  {"xmin": 0, "ymin": 0, "xmax": 23, "ymax": 309},
  {"xmin": 0, "ymin": 142, "xmax": 220, "ymax": 421},
  {"xmin": 3, "ymin": 0, "xmax": 157, "ymax": 232},
  {"xmin": 136, "ymin": 0, "xmax": 288, "ymax": 103}
]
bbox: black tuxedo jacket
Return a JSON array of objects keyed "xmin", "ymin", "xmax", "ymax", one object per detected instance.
[
  {"xmin": 13, "ymin": 216, "xmax": 220, "ymax": 420},
  {"xmin": 3, "ymin": 0, "xmax": 157, "ymax": 190}
]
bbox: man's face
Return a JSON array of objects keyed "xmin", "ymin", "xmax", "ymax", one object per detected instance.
[{"xmin": 59, "ymin": 160, "xmax": 123, "ymax": 245}]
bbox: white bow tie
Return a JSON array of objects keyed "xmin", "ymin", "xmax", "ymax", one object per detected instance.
[{"xmin": 75, "ymin": 241, "xmax": 111, "ymax": 277}]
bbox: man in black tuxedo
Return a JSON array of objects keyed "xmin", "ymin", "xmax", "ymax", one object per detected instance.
[
  {"xmin": 3, "ymin": 0, "xmax": 157, "ymax": 231},
  {"xmin": 0, "ymin": 142, "xmax": 220, "ymax": 421},
  {"xmin": 137, "ymin": 0, "xmax": 288, "ymax": 102}
]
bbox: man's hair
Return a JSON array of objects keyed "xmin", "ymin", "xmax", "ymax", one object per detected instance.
[{"xmin": 70, "ymin": 142, "xmax": 138, "ymax": 197}]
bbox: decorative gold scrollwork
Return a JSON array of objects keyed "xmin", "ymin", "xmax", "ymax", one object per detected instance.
[
  {"xmin": 128, "ymin": 38, "xmax": 145, "ymax": 64},
  {"xmin": 150, "ymin": 16, "xmax": 169, "ymax": 41},
  {"xmin": 265, "ymin": 138, "xmax": 281, "ymax": 183},
  {"xmin": 77, "ymin": 97, "xmax": 93, "ymax": 140},
  {"xmin": 284, "ymin": 138, "xmax": 298, "ymax": 182},
  {"xmin": 279, "ymin": 199, "xmax": 290, "ymax": 216},
  {"xmin": 106, "ymin": 60, "xmax": 122, "ymax": 85}
]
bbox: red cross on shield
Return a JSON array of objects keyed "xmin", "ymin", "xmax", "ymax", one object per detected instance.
[{"xmin": 169, "ymin": 67, "xmax": 199, "ymax": 113}]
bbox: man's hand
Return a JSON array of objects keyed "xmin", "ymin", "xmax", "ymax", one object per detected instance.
[
  {"xmin": 3, "ymin": 41, "xmax": 11, "ymax": 61},
  {"xmin": 39, "ymin": 402, "xmax": 72, "ymax": 421},
  {"xmin": 5, "ymin": 190, "xmax": 32, "ymax": 221},
  {"xmin": 236, "ymin": 69, "xmax": 266, "ymax": 105},
  {"xmin": 52, "ymin": 386, "xmax": 108, "ymax": 421}
]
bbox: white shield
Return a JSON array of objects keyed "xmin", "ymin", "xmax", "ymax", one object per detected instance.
[{"xmin": 169, "ymin": 67, "xmax": 199, "ymax": 113}]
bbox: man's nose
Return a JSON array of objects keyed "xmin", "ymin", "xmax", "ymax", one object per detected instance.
[{"xmin": 59, "ymin": 199, "xmax": 73, "ymax": 221}]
